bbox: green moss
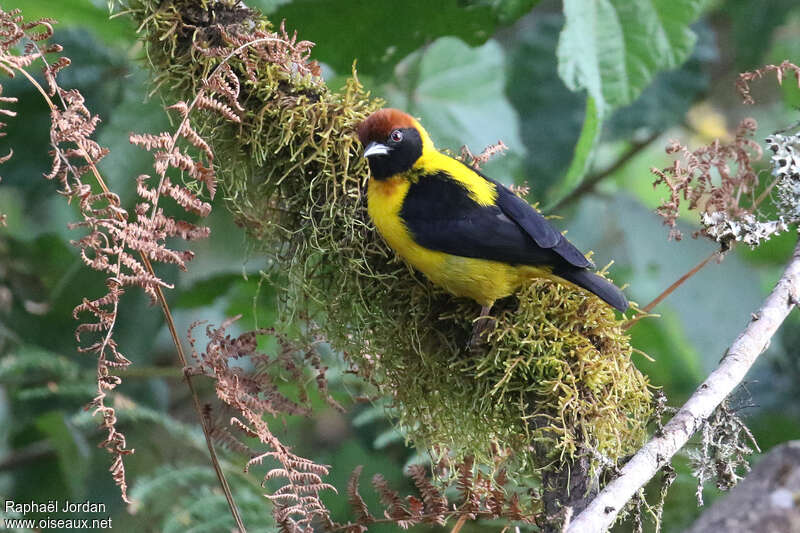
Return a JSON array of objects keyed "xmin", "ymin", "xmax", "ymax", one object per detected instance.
[{"xmin": 115, "ymin": 0, "xmax": 651, "ymax": 479}]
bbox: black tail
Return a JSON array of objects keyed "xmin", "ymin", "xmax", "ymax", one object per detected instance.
[{"xmin": 555, "ymin": 268, "xmax": 628, "ymax": 312}]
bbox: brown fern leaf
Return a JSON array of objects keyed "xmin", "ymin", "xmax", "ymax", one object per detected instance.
[
  {"xmin": 44, "ymin": 56, "xmax": 71, "ymax": 95},
  {"xmin": 347, "ymin": 466, "xmax": 375, "ymax": 525},
  {"xmin": 407, "ymin": 464, "xmax": 447, "ymax": 524},
  {"xmin": 152, "ymin": 212, "xmax": 210, "ymax": 240},
  {"xmin": 503, "ymin": 492, "xmax": 524, "ymax": 522},
  {"xmin": 196, "ymin": 93, "xmax": 241, "ymax": 123},
  {"xmin": 205, "ymin": 62, "xmax": 244, "ymax": 112},
  {"xmin": 129, "ymin": 132, "xmax": 172, "ymax": 150},
  {"xmin": 189, "ymin": 318, "xmax": 337, "ymax": 530},
  {"xmin": 175, "ymin": 119, "xmax": 213, "ymax": 161},
  {"xmin": 209, "ymin": 423, "xmax": 256, "ymax": 457},
  {"xmin": 20, "ymin": 17, "xmax": 55, "ymax": 41},
  {"xmin": 737, "ymin": 60, "xmax": 800, "ymax": 105},
  {"xmin": 456, "ymin": 456, "xmax": 479, "ymax": 516},
  {"xmin": 160, "ymin": 177, "xmax": 212, "ymax": 216},
  {"xmin": 372, "ymin": 473, "xmax": 412, "ymax": 525},
  {"xmin": 0, "ymin": 8, "xmax": 226, "ymax": 502},
  {"xmin": 406, "ymin": 496, "xmax": 424, "ymax": 519},
  {"xmin": 651, "ymin": 118, "xmax": 763, "ymax": 242},
  {"xmin": 303, "ymin": 342, "xmax": 344, "ymax": 412},
  {"xmin": 488, "ymin": 469, "xmax": 507, "ymax": 516}
]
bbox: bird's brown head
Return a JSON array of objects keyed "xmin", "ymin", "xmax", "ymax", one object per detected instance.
[{"xmin": 358, "ymin": 109, "xmax": 427, "ymax": 179}]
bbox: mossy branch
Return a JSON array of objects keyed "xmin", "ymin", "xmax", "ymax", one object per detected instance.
[
  {"xmin": 111, "ymin": 2, "xmax": 652, "ymax": 529},
  {"xmin": 568, "ymin": 236, "xmax": 800, "ymax": 533}
]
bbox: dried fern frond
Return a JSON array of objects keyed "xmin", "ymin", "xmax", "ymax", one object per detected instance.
[
  {"xmin": 0, "ymin": 6, "xmax": 245, "ymax": 501},
  {"xmin": 188, "ymin": 317, "xmax": 338, "ymax": 531},
  {"xmin": 737, "ymin": 59, "xmax": 800, "ymax": 105},
  {"xmin": 331, "ymin": 459, "xmax": 537, "ymax": 531},
  {"xmin": 651, "ymin": 118, "xmax": 766, "ymax": 243},
  {"xmin": 653, "ymin": 61, "xmax": 800, "ymax": 248}
]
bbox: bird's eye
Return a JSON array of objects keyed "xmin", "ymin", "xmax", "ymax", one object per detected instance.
[{"xmin": 390, "ymin": 129, "xmax": 403, "ymax": 143}]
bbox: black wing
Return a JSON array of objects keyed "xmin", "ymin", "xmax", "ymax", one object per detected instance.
[
  {"xmin": 400, "ymin": 169, "xmax": 592, "ymax": 269},
  {"xmin": 489, "ymin": 175, "xmax": 592, "ymax": 268}
]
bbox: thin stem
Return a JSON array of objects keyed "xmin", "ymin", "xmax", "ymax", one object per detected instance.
[
  {"xmin": 450, "ymin": 514, "xmax": 469, "ymax": 533},
  {"xmin": 90, "ymin": 127, "xmax": 248, "ymax": 533},
  {"xmin": 752, "ymin": 177, "xmax": 779, "ymax": 210},
  {"xmin": 624, "ymin": 249, "xmax": 720, "ymax": 330},
  {"xmin": 549, "ymin": 131, "xmax": 661, "ymax": 213},
  {"xmin": 14, "ymin": 56, "xmax": 246, "ymax": 531}
]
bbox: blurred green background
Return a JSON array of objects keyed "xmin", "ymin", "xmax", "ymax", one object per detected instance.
[{"xmin": 0, "ymin": 0, "xmax": 798, "ymax": 531}]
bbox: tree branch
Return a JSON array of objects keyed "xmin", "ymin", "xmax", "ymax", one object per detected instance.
[
  {"xmin": 548, "ymin": 131, "xmax": 661, "ymax": 213},
  {"xmin": 567, "ymin": 236, "xmax": 800, "ymax": 533}
]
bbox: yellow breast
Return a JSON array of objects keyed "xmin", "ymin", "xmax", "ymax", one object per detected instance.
[
  {"xmin": 367, "ymin": 171, "xmax": 542, "ymax": 307},
  {"xmin": 367, "ymin": 175, "xmax": 447, "ymax": 277}
]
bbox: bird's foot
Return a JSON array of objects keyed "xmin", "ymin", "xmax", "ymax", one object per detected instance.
[{"xmin": 467, "ymin": 305, "xmax": 496, "ymax": 352}]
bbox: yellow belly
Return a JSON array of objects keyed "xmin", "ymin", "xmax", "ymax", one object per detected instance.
[
  {"xmin": 425, "ymin": 255, "xmax": 541, "ymax": 306},
  {"xmin": 367, "ymin": 176, "xmax": 548, "ymax": 306}
]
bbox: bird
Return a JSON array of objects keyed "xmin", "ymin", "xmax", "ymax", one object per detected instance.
[{"xmin": 357, "ymin": 108, "xmax": 627, "ymax": 342}]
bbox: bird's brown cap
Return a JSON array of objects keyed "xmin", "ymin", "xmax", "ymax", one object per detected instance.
[{"xmin": 357, "ymin": 108, "xmax": 418, "ymax": 145}]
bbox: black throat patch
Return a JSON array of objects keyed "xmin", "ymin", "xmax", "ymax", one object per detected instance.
[{"xmin": 367, "ymin": 127, "xmax": 423, "ymax": 179}]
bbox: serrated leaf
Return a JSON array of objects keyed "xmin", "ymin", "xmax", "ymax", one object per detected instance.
[{"xmin": 557, "ymin": 0, "xmax": 707, "ymax": 117}]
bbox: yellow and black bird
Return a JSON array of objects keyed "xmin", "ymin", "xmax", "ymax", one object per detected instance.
[{"xmin": 358, "ymin": 108, "xmax": 627, "ymax": 330}]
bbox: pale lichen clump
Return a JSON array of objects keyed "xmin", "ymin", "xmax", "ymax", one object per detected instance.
[
  {"xmin": 116, "ymin": 0, "xmax": 651, "ymax": 479},
  {"xmin": 767, "ymin": 132, "xmax": 800, "ymax": 224}
]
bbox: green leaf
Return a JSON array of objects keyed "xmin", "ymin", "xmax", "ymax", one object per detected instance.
[
  {"xmin": 545, "ymin": 96, "xmax": 601, "ymax": 208},
  {"xmin": 604, "ymin": 22, "xmax": 713, "ymax": 140},
  {"xmin": 271, "ymin": 0, "xmax": 496, "ymax": 79},
  {"xmin": 34, "ymin": 411, "xmax": 89, "ymax": 499},
  {"xmin": 382, "ymin": 37, "xmax": 525, "ymax": 184},
  {"xmin": 725, "ymin": 0, "xmax": 798, "ymax": 69},
  {"xmin": 458, "ymin": 0, "xmax": 542, "ymax": 25},
  {"xmin": 505, "ymin": 14, "xmax": 586, "ymax": 199},
  {"xmin": 174, "ymin": 273, "xmax": 243, "ymax": 309},
  {"xmin": 557, "ymin": 0, "xmax": 707, "ymax": 118},
  {"xmin": 0, "ymin": 0, "xmax": 135, "ymax": 46}
]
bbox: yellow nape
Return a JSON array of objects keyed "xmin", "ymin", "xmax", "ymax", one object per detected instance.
[
  {"xmin": 415, "ymin": 149, "xmax": 498, "ymax": 206},
  {"xmin": 403, "ymin": 116, "xmax": 497, "ymax": 206}
]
